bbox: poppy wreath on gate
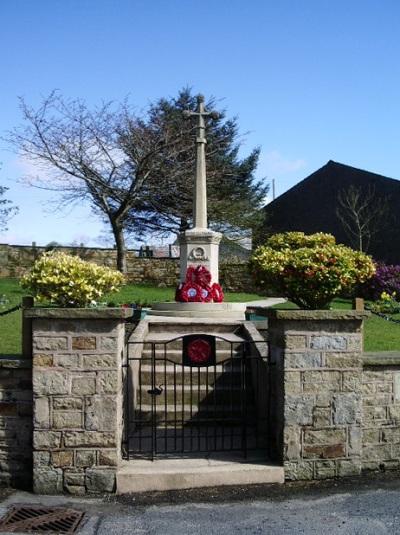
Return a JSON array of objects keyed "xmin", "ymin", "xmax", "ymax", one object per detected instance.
[{"xmin": 175, "ymin": 265, "xmax": 224, "ymax": 303}]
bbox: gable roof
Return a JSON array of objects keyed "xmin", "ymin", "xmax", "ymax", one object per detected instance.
[{"xmin": 263, "ymin": 160, "xmax": 400, "ymax": 263}]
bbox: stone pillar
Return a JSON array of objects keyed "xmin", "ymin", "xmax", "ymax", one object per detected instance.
[
  {"xmin": 179, "ymin": 229, "xmax": 222, "ymax": 284},
  {"xmin": 26, "ymin": 307, "xmax": 132, "ymax": 495},
  {"xmin": 265, "ymin": 309, "xmax": 368, "ymax": 480}
]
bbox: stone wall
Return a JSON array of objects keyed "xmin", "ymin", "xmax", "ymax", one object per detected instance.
[
  {"xmin": 0, "ymin": 244, "xmax": 252, "ymax": 292},
  {"xmin": 0, "ymin": 356, "xmax": 32, "ymax": 488},
  {"xmin": 361, "ymin": 353, "xmax": 400, "ymax": 471},
  {"xmin": 265, "ymin": 309, "xmax": 366, "ymax": 480},
  {"xmin": 27, "ymin": 307, "xmax": 132, "ymax": 495},
  {"xmin": 0, "ymin": 243, "xmax": 180, "ymax": 284},
  {"xmin": 219, "ymin": 262, "xmax": 256, "ymax": 293}
]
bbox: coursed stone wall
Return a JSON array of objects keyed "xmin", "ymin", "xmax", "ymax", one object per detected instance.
[
  {"xmin": 0, "ymin": 356, "xmax": 32, "ymax": 488},
  {"xmin": 361, "ymin": 354, "xmax": 400, "ymax": 471},
  {"xmin": 0, "ymin": 243, "xmax": 180, "ymax": 285},
  {"xmin": 0, "ymin": 244, "xmax": 252, "ymax": 292},
  {"xmin": 264, "ymin": 309, "xmax": 366, "ymax": 480},
  {"xmin": 27, "ymin": 308, "xmax": 132, "ymax": 495}
]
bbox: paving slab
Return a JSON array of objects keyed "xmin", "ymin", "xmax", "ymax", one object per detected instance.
[
  {"xmin": 245, "ymin": 297, "xmax": 286, "ymax": 307},
  {"xmin": 145, "ymin": 331, "xmax": 245, "ymax": 342}
]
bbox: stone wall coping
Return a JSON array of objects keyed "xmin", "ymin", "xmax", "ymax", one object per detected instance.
[
  {"xmin": 0, "ymin": 356, "xmax": 32, "ymax": 368},
  {"xmin": 242, "ymin": 321, "xmax": 269, "ymax": 358},
  {"xmin": 363, "ymin": 351, "xmax": 400, "ymax": 366},
  {"xmin": 254, "ymin": 308, "xmax": 370, "ymax": 321},
  {"xmin": 25, "ymin": 307, "xmax": 133, "ymax": 319}
]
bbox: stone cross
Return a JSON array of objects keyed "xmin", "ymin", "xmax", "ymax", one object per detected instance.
[
  {"xmin": 184, "ymin": 95, "xmax": 218, "ymax": 230},
  {"xmin": 179, "ymin": 95, "xmax": 222, "ymax": 284}
]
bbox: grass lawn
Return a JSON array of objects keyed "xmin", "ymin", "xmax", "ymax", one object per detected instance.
[
  {"xmin": 0, "ymin": 278, "xmax": 399, "ymax": 355},
  {"xmin": 0, "ymin": 279, "xmax": 266, "ymax": 356},
  {"xmin": 0, "ymin": 279, "xmax": 27, "ymax": 356},
  {"xmin": 103, "ymin": 284, "xmax": 265, "ymax": 306}
]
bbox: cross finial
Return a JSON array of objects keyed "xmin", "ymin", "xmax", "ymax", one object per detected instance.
[{"xmin": 183, "ymin": 95, "xmax": 220, "ymax": 143}]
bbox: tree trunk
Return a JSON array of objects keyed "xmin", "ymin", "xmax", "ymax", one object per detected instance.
[{"xmin": 111, "ymin": 220, "xmax": 127, "ymax": 273}]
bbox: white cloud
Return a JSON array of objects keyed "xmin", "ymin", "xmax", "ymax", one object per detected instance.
[
  {"xmin": 12, "ymin": 155, "xmax": 54, "ymax": 183},
  {"xmin": 261, "ymin": 150, "xmax": 306, "ymax": 177}
]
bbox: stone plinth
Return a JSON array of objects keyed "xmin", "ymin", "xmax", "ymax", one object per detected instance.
[
  {"xmin": 179, "ymin": 228, "xmax": 222, "ymax": 284},
  {"xmin": 26, "ymin": 307, "xmax": 132, "ymax": 495},
  {"xmin": 263, "ymin": 309, "xmax": 369, "ymax": 481},
  {"xmin": 147, "ymin": 301, "xmax": 246, "ymax": 319}
]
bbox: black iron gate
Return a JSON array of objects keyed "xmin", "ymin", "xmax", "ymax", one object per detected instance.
[{"xmin": 122, "ymin": 334, "xmax": 271, "ymax": 460}]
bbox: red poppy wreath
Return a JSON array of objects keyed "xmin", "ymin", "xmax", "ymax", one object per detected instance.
[
  {"xmin": 179, "ymin": 282, "xmax": 203, "ymax": 302},
  {"xmin": 175, "ymin": 266, "xmax": 224, "ymax": 303}
]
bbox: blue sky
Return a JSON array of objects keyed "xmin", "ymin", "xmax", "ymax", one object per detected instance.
[{"xmin": 1, "ymin": 0, "xmax": 400, "ymax": 246}]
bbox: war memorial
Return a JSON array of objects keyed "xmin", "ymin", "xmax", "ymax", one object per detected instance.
[{"xmin": 0, "ymin": 96, "xmax": 398, "ymax": 497}]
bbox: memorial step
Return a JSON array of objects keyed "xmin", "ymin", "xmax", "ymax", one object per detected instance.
[
  {"xmin": 138, "ymin": 383, "xmax": 248, "ymax": 404},
  {"xmin": 137, "ymin": 363, "xmax": 244, "ymax": 385},
  {"xmin": 117, "ymin": 455, "xmax": 284, "ymax": 493},
  {"xmin": 132, "ymin": 410, "xmax": 254, "ymax": 422}
]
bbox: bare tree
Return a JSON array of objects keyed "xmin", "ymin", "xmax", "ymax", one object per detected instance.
[
  {"xmin": 336, "ymin": 184, "xmax": 389, "ymax": 252},
  {"xmin": 7, "ymin": 92, "xmax": 185, "ymax": 272},
  {"xmin": 0, "ymin": 168, "xmax": 18, "ymax": 231}
]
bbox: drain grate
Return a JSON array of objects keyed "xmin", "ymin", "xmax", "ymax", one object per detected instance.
[{"xmin": 0, "ymin": 505, "xmax": 85, "ymax": 533}]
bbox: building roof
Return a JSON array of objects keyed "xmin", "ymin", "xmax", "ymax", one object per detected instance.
[{"xmin": 263, "ymin": 160, "xmax": 400, "ymax": 263}]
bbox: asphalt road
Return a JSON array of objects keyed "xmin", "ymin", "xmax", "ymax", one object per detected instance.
[{"xmin": 2, "ymin": 474, "xmax": 400, "ymax": 534}]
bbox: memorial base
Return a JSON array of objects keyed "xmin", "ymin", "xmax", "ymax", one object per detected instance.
[
  {"xmin": 147, "ymin": 301, "xmax": 246, "ymax": 320},
  {"xmin": 179, "ymin": 228, "xmax": 222, "ymax": 284}
]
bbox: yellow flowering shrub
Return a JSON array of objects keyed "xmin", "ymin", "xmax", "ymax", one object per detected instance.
[
  {"xmin": 265, "ymin": 232, "xmax": 337, "ymax": 250},
  {"xmin": 249, "ymin": 232, "xmax": 375, "ymax": 309},
  {"xmin": 369, "ymin": 291, "xmax": 400, "ymax": 314},
  {"xmin": 21, "ymin": 252, "xmax": 124, "ymax": 307}
]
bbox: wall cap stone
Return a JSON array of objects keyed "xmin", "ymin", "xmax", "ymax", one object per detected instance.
[
  {"xmin": 363, "ymin": 351, "xmax": 400, "ymax": 367},
  {"xmin": 254, "ymin": 309, "xmax": 370, "ymax": 321},
  {"xmin": 25, "ymin": 307, "xmax": 133, "ymax": 319}
]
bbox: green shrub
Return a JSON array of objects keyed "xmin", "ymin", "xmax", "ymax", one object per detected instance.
[
  {"xmin": 249, "ymin": 232, "xmax": 375, "ymax": 309},
  {"xmin": 21, "ymin": 251, "xmax": 124, "ymax": 307},
  {"xmin": 369, "ymin": 291, "xmax": 400, "ymax": 315}
]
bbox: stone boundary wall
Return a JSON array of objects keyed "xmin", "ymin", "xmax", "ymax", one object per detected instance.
[
  {"xmin": 10, "ymin": 308, "xmax": 400, "ymax": 493},
  {"xmin": 0, "ymin": 356, "xmax": 32, "ymax": 488},
  {"xmin": 0, "ymin": 244, "xmax": 253, "ymax": 292},
  {"xmin": 362, "ymin": 353, "xmax": 400, "ymax": 471},
  {"xmin": 27, "ymin": 307, "xmax": 132, "ymax": 495},
  {"xmin": 264, "ymin": 309, "xmax": 366, "ymax": 480}
]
